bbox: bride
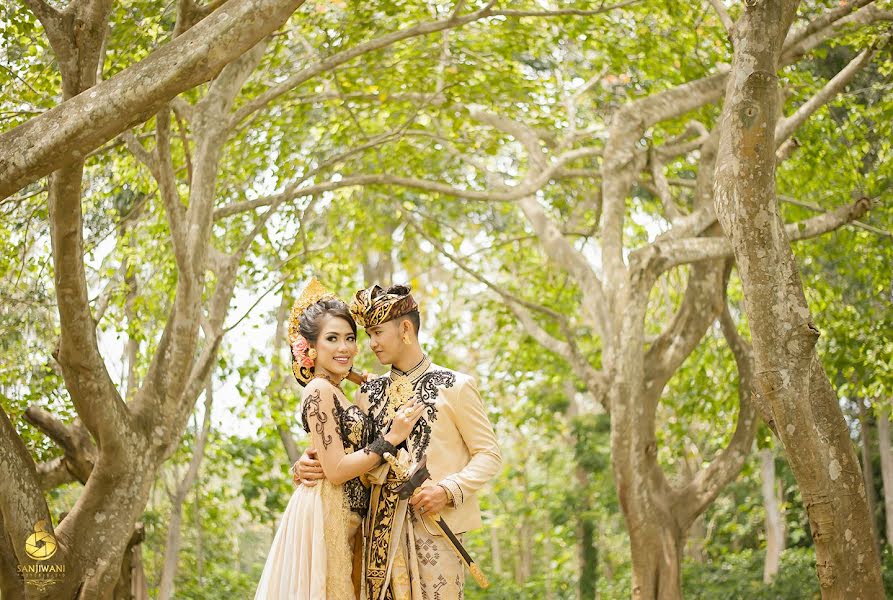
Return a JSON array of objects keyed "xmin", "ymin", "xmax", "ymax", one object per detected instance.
[{"xmin": 254, "ymin": 279, "xmax": 424, "ymax": 599}]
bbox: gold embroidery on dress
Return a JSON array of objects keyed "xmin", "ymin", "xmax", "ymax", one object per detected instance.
[{"xmin": 320, "ymin": 479, "xmax": 356, "ymax": 599}]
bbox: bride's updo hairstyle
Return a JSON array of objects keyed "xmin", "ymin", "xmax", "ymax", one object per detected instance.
[
  {"xmin": 288, "ymin": 278, "xmax": 356, "ymax": 386},
  {"xmin": 299, "ymin": 299, "xmax": 357, "ymax": 344}
]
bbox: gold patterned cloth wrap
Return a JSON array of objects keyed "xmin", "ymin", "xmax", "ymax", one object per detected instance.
[
  {"xmin": 365, "ymin": 451, "xmax": 421, "ymax": 600},
  {"xmin": 350, "ymin": 284, "xmax": 418, "ymax": 328}
]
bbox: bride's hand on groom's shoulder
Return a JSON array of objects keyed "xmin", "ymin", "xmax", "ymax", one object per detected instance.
[{"xmin": 293, "ymin": 448, "xmax": 324, "ymax": 486}]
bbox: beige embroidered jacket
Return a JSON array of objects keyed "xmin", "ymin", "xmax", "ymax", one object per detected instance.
[{"xmin": 357, "ymin": 362, "xmax": 502, "ymax": 535}]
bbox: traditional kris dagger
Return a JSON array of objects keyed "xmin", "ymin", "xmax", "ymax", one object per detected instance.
[{"xmin": 394, "ymin": 456, "xmax": 490, "ymax": 589}]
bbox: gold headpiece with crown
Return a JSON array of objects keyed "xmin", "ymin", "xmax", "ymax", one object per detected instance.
[{"xmin": 287, "ymin": 277, "xmax": 337, "ymax": 386}]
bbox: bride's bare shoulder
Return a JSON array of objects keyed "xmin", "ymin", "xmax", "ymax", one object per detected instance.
[{"xmin": 301, "ymin": 377, "xmax": 342, "ymax": 401}]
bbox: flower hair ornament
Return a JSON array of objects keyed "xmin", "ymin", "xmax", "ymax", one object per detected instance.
[{"xmin": 287, "ymin": 277, "xmax": 336, "ymax": 386}]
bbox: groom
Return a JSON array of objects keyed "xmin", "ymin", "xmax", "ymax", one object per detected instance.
[{"xmin": 296, "ymin": 283, "xmax": 502, "ymax": 599}]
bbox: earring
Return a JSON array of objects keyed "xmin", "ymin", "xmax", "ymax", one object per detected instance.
[
  {"xmin": 308, "ymin": 348, "xmax": 318, "ymax": 359},
  {"xmin": 403, "ymin": 336, "xmax": 410, "ymax": 345}
]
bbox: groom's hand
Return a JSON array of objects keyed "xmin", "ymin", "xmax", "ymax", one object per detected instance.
[
  {"xmin": 294, "ymin": 448, "xmax": 324, "ymax": 486},
  {"xmin": 409, "ymin": 485, "xmax": 449, "ymax": 516}
]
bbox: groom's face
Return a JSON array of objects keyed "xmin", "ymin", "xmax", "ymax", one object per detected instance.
[{"xmin": 365, "ymin": 320, "xmax": 402, "ymax": 366}]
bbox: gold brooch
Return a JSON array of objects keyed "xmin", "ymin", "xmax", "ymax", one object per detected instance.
[{"xmin": 384, "ymin": 375, "xmax": 415, "ymax": 420}]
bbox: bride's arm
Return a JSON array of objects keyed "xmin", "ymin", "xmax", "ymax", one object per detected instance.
[{"xmin": 303, "ymin": 381, "xmax": 423, "ymax": 485}]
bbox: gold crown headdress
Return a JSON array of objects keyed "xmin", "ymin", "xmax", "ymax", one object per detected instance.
[{"xmin": 287, "ymin": 277, "xmax": 337, "ymax": 386}]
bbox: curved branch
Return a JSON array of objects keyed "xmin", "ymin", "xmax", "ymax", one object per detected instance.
[
  {"xmin": 229, "ymin": 5, "xmax": 498, "ymax": 127},
  {"xmin": 23, "ymin": 407, "xmax": 96, "ymax": 486},
  {"xmin": 705, "ymin": 0, "xmax": 734, "ymax": 33},
  {"xmin": 783, "ymin": 0, "xmax": 876, "ymax": 55},
  {"xmin": 0, "ymin": 0, "xmax": 306, "ymax": 199},
  {"xmin": 517, "ymin": 197, "xmax": 608, "ymax": 338},
  {"xmin": 649, "ymin": 196, "xmax": 872, "ymax": 271},
  {"xmin": 678, "ymin": 262, "xmax": 758, "ymax": 525},
  {"xmin": 781, "ymin": 3, "xmax": 890, "ymax": 64},
  {"xmin": 601, "ymin": 71, "xmax": 729, "ymax": 289},
  {"xmin": 214, "ymin": 146, "xmax": 601, "ymax": 218},
  {"xmin": 775, "ymin": 46, "xmax": 877, "ymax": 147}
]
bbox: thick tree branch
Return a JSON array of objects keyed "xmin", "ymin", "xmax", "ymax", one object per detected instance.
[
  {"xmin": 601, "ymin": 70, "xmax": 729, "ymax": 297},
  {"xmin": 50, "ymin": 161, "xmax": 132, "ymax": 448},
  {"xmin": 137, "ymin": 43, "xmax": 269, "ymax": 432},
  {"xmin": 34, "ymin": 457, "xmax": 80, "ymax": 490},
  {"xmin": 783, "ymin": 0, "xmax": 876, "ymax": 54},
  {"xmin": 153, "ymin": 109, "xmax": 190, "ymax": 271},
  {"xmin": 469, "ymin": 108, "xmax": 547, "ymax": 170},
  {"xmin": 22, "ymin": 408, "xmax": 97, "ymax": 488},
  {"xmin": 517, "ymin": 196, "xmax": 608, "ymax": 338},
  {"xmin": 648, "ymin": 150, "xmax": 685, "ymax": 222},
  {"xmin": 0, "ymin": 0, "xmax": 306, "ymax": 199},
  {"xmin": 0, "ymin": 511, "xmax": 26, "ymax": 597},
  {"xmin": 21, "ymin": 0, "xmax": 61, "ymax": 31},
  {"xmin": 781, "ymin": 3, "xmax": 890, "ymax": 64},
  {"xmin": 779, "ymin": 194, "xmax": 892, "ymax": 238},
  {"xmin": 649, "ymin": 196, "xmax": 872, "ymax": 271},
  {"xmin": 643, "ymin": 259, "xmax": 725, "ymax": 395}
]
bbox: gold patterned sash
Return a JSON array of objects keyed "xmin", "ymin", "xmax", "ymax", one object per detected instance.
[{"xmin": 365, "ymin": 465, "xmax": 408, "ymax": 600}]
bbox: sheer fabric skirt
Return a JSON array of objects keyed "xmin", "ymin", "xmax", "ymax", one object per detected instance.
[{"xmin": 254, "ymin": 480, "xmax": 360, "ymax": 599}]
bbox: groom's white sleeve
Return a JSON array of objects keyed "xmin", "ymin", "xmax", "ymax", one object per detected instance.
[{"xmin": 438, "ymin": 376, "xmax": 501, "ymax": 507}]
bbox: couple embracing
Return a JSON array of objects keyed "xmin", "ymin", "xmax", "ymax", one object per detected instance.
[{"xmin": 254, "ymin": 279, "xmax": 502, "ymax": 599}]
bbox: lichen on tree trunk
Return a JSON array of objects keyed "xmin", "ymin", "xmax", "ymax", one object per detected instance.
[{"xmin": 713, "ymin": 0, "xmax": 884, "ymax": 595}]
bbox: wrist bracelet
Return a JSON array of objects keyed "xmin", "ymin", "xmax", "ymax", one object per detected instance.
[{"xmin": 365, "ymin": 436, "xmax": 397, "ymax": 462}]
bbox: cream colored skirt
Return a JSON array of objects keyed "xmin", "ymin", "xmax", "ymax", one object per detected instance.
[{"xmin": 254, "ymin": 481, "xmax": 361, "ymax": 599}]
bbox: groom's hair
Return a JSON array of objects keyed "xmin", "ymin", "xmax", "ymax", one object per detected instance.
[{"xmin": 399, "ymin": 310, "xmax": 421, "ymax": 335}]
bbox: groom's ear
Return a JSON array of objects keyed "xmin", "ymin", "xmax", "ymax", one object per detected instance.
[{"xmin": 398, "ymin": 317, "xmax": 416, "ymax": 339}]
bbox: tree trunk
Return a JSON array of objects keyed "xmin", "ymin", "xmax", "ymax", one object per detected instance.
[
  {"xmin": 681, "ymin": 457, "xmax": 707, "ymax": 564},
  {"xmin": 713, "ymin": 0, "xmax": 884, "ymax": 595},
  {"xmin": 0, "ymin": 510, "xmax": 26, "ymax": 599},
  {"xmin": 610, "ymin": 355, "xmax": 685, "ymax": 599},
  {"xmin": 129, "ymin": 544, "xmax": 149, "ymax": 600},
  {"xmin": 516, "ymin": 519, "xmax": 531, "ymax": 584},
  {"xmin": 877, "ymin": 407, "xmax": 893, "ymax": 548},
  {"xmin": 544, "ymin": 530, "xmax": 554, "ymax": 600},
  {"xmin": 857, "ymin": 399, "xmax": 879, "ymax": 550},
  {"xmin": 577, "ymin": 465, "xmax": 598, "ymax": 600},
  {"xmin": 760, "ymin": 448, "xmax": 785, "ymax": 584},
  {"xmin": 111, "ymin": 524, "xmax": 145, "ymax": 600},
  {"xmin": 619, "ymin": 480, "xmax": 685, "ymax": 600},
  {"xmin": 158, "ymin": 387, "xmax": 213, "ymax": 600},
  {"xmin": 490, "ymin": 523, "xmax": 503, "ymax": 578}
]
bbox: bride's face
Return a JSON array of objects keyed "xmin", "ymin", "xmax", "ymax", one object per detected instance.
[{"xmin": 312, "ymin": 315, "xmax": 358, "ymax": 378}]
